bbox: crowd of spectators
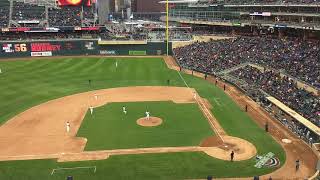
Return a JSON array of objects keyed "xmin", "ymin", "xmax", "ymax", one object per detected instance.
[
  {"xmin": 0, "ymin": 3, "xmax": 95, "ymax": 27},
  {"xmin": 174, "ymin": 37, "xmax": 320, "ymax": 88},
  {"xmin": 12, "ymin": 2, "xmax": 45, "ymax": 22},
  {"xmin": 0, "ymin": 31, "xmax": 103, "ymax": 41},
  {"xmin": 99, "ymin": 32, "xmax": 147, "ymax": 41},
  {"xmin": 148, "ymin": 31, "xmax": 192, "ymax": 41},
  {"xmin": 0, "ymin": 6, "xmax": 9, "ymax": 27},
  {"xmin": 48, "ymin": 6, "xmax": 94, "ymax": 27},
  {"xmin": 174, "ymin": 36, "xmax": 319, "ymax": 131},
  {"xmin": 230, "ymin": 66, "xmax": 319, "ymax": 127}
]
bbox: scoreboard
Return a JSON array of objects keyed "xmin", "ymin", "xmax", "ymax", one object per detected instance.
[{"xmin": 58, "ymin": 0, "xmax": 92, "ymax": 6}]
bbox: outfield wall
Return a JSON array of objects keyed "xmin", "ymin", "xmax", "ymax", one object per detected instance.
[{"xmin": 0, "ymin": 40, "xmax": 172, "ymax": 58}]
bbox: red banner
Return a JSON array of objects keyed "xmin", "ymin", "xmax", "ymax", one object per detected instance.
[{"xmin": 31, "ymin": 43, "xmax": 61, "ymax": 52}]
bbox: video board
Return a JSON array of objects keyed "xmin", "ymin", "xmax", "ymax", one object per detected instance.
[{"xmin": 58, "ymin": 0, "xmax": 91, "ymax": 6}]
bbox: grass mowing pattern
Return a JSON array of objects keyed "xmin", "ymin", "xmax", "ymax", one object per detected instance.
[
  {"xmin": 0, "ymin": 57, "xmax": 285, "ymax": 179},
  {"xmin": 0, "ymin": 57, "xmax": 182, "ymax": 125},
  {"xmin": 77, "ymin": 101, "xmax": 213, "ymax": 150}
]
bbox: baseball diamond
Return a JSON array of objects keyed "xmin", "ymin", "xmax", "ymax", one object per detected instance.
[
  {"xmin": 0, "ymin": 0, "xmax": 320, "ymax": 179},
  {"xmin": 0, "ymin": 56, "xmax": 317, "ymax": 180}
]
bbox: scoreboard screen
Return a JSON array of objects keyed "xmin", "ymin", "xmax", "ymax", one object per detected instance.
[{"xmin": 58, "ymin": 0, "xmax": 91, "ymax": 6}]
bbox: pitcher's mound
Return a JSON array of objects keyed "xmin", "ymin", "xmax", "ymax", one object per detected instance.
[{"xmin": 136, "ymin": 117, "xmax": 163, "ymax": 127}]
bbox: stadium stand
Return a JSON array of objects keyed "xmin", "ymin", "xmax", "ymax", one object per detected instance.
[
  {"xmin": 173, "ymin": 37, "xmax": 320, "ymax": 132},
  {"xmin": 0, "ymin": 0, "xmax": 9, "ymax": 27},
  {"xmin": 174, "ymin": 37, "xmax": 320, "ymax": 89},
  {"xmin": 48, "ymin": 6, "xmax": 94, "ymax": 27},
  {"xmin": 230, "ymin": 66, "xmax": 319, "ymax": 127},
  {"xmin": 12, "ymin": 2, "xmax": 45, "ymax": 22}
]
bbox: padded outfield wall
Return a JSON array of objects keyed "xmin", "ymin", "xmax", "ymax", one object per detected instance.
[{"xmin": 0, "ymin": 40, "xmax": 172, "ymax": 58}]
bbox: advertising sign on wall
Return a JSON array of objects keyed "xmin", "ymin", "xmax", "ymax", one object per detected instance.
[
  {"xmin": 129, "ymin": 50, "xmax": 147, "ymax": 55},
  {"xmin": 99, "ymin": 50, "xmax": 117, "ymax": 55},
  {"xmin": 2, "ymin": 43, "xmax": 27, "ymax": 53},
  {"xmin": 31, "ymin": 51, "xmax": 53, "ymax": 57},
  {"xmin": 31, "ymin": 43, "xmax": 61, "ymax": 52}
]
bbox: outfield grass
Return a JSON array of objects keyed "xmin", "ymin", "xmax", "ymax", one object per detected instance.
[
  {"xmin": 0, "ymin": 57, "xmax": 285, "ymax": 179},
  {"xmin": 77, "ymin": 101, "xmax": 213, "ymax": 150},
  {"xmin": 0, "ymin": 57, "xmax": 182, "ymax": 125},
  {"xmin": 0, "ymin": 152, "xmax": 280, "ymax": 180}
]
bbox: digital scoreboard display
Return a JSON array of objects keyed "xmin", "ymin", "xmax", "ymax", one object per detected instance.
[{"xmin": 58, "ymin": 0, "xmax": 91, "ymax": 6}]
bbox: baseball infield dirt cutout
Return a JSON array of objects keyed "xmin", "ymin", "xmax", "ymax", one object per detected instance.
[
  {"xmin": 200, "ymin": 136, "xmax": 257, "ymax": 161},
  {"xmin": 136, "ymin": 117, "xmax": 163, "ymax": 127}
]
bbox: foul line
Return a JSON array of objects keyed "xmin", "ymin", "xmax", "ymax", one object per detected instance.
[
  {"xmin": 51, "ymin": 166, "xmax": 97, "ymax": 175},
  {"xmin": 176, "ymin": 70, "xmax": 225, "ymax": 143}
]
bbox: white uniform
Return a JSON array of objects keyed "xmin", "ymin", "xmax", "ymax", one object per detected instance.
[
  {"xmin": 146, "ymin": 111, "xmax": 150, "ymax": 120},
  {"xmin": 89, "ymin": 106, "xmax": 94, "ymax": 115},
  {"xmin": 94, "ymin": 94, "xmax": 98, "ymax": 100},
  {"xmin": 193, "ymin": 92, "xmax": 197, "ymax": 99},
  {"xmin": 0, "ymin": 68, "xmax": 2, "ymax": 73},
  {"xmin": 123, "ymin": 106, "xmax": 127, "ymax": 114},
  {"xmin": 66, "ymin": 122, "xmax": 70, "ymax": 133},
  {"xmin": 115, "ymin": 61, "xmax": 118, "ymax": 68}
]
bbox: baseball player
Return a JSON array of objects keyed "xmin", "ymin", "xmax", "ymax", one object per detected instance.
[
  {"xmin": 230, "ymin": 151, "xmax": 234, "ymax": 162},
  {"xmin": 115, "ymin": 61, "xmax": 118, "ymax": 68},
  {"xmin": 89, "ymin": 106, "xmax": 94, "ymax": 115},
  {"xmin": 66, "ymin": 121, "xmax": 70, "ymax": 133},
  {"xmin": 145, "ymin": 111, "xmax": 150, "ymax": 120},
  {"xmin": 0, "ymin": 68, "xmax": 2, "ymax": 74},
  {"xmin": 295, "ymin": 159, "xmax": 300, "ymax": 171},
  {"xmin": 94, "ymin": 94, "xmax": 98, "ymax": 100},
  {"xmin": 123, "ymin": 106, "xmax": 127, "ymax": 114}
]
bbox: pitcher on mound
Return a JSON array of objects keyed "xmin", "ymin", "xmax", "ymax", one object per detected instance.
[{"xmin": 145, "ymin": 111, "xmax": 150, "ymax": 120}]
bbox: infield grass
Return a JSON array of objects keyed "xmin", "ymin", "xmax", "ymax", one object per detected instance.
[
  {"xmin": 77, "ymin": 101, "xmax": 213, "ymax": 150},
  {"xmin": 0, "ymin": 57, "xmax": 285, "ymax": 179}
]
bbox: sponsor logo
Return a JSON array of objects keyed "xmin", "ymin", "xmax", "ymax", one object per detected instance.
[
  {"xmin": 129, "ymin": 50, "xmax": 146, "ymax": 55},
  {"xmin": 99, "ymin": 50, "xmax": 116, "ymax": 55},
  {"xmin": 31, "ymin": 51, "xmax": 52, "ymax": 57},
  {"xmin": 2, "ymin": 44, "xmax": 14, "ymax": 53},
  {"xmin": 31, "ymin": 43, "xmax": 61, "ymax": 52},
  {"xmin": 255, "ymin": 152, "xmax": 280, "ymax": 168},
  {"xmin": 18, "ymin": 20, "xmax": 40, "ymax": 24},
  {"xmin": 2, "ymin": 43, "xmax": 27, "ymax": 53},
  {"xmin": 85, "ymin": 42, "xmax": 95, "ymax": 50}
]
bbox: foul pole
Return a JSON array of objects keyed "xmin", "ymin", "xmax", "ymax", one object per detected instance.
[{"xmin": 166, "ymin": 0, "xmax": 169, "ymax": 56}]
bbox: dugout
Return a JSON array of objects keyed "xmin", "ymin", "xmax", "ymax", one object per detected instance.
[{"xmin": 265, "ymin": 96, "xmax": 320, "ymax": 145}]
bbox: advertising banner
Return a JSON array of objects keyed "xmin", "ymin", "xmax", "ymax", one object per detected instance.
[
  {"xmin": 31, "ymin": 51, "xmax": 53, "ymax": 57},
  {"xmin": 2, "ymin": 43, "xmax": 28, "ymax": 53},
  {"xmin": 99, "ymin": 50, "xmax": 117, "ymax": 55},
  {"xmin": 58, "ymin": 0, "xmax": 91, "ymax": 6},
  {"xmin": 129, "ymin": 50, "xmax": 147, "ymax": 55}
]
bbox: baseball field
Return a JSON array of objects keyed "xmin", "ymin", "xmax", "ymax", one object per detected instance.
[{"xmin": 0, "ymin": 56, "xmax": 316, "ymax": 179}]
